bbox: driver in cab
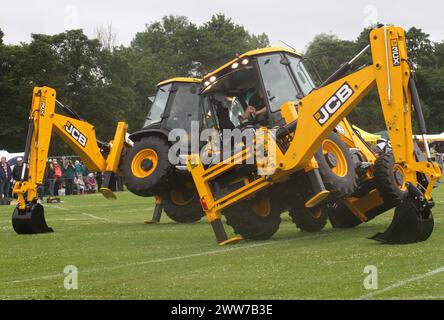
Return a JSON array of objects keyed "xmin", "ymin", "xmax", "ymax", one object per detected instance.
[{"xmin": 241, "ymin": 89, "xmax": 268, "ymax": 125}]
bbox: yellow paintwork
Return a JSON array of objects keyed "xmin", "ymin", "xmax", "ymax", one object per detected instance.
[
  {"xmin": 280, "ymin": 101, "xmax": 299, "ymax": 125},
  {"xmin": 352, "ymin": 125, "xmax": 382, "ymax": 145},
  {"xmin": 131, "ymin": 148, "xmax": 158, "ymax": 178},
  {"xmin": 203, "ymin": 47, "xmax": 302, "ymax": 82},
  {"xmin": 321, "ymin": 139, "xmax": 348, "ymax": 177},
  {"xmin": 337, "ymin": 119, "xmax": 377, "ymax": 164},
  {"xmin": 219, "ymin": 236, "xmax": 244, "ymax": 246},
  {"xmin": 13, "ymin": 87, "xmax": 128, "ymax": 210},
  {"xmin": 156, "ymin": 77, "xmax": 202, "ymax": 87},
  {"xmin": 188, "ymin": 26, "xmax": 442, "ymax": 240},
  {"xmin": 305, "ymin": 190, "xmax": 331, "ymax": 208},
  {"xmin": 343, "ymin": 189, "xmax": 385, "ymax": 222}
]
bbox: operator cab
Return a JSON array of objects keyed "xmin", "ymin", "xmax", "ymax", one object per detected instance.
[
  {"xmin": 143, "ymin": 77, "xmax": 203, "ymax": 134},
  {"xmin": 201, "ymin": 48, "xmax": 316, "ymax": 129}
]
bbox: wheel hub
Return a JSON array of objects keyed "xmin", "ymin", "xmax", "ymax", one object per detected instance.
[
  {"xmin": 141, "ymin": 159, "xmax": 153, "ymax": 172},
  {"xmin": 326, "ymin": 152, "xmax": 338, "ymax": 168},
  {"xmin": 394, "ymin": 169, "xmax": 404, "ymax": 186}
]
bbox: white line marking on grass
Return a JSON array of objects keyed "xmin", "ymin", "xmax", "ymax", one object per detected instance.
[
  {"xmin": 359, "ymin": 266, "xmax": 444, "ymax": 299},
  {"xmin": 50, "ymin": 205, "xmax": 123, "ymax": 223},
  {"xmin": 4, "ymin": 273, "xmax": 64, "ymax": 284},
  {"xmin": 2, "ymin": 233, "xmax": 328, "ymax": 286}
]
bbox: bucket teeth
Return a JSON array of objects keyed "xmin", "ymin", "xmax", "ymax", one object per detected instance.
[
  {"xmin": 12, "ymin": 202, "xmax": 53, "ymax": 234},
  {"xmin": 370, "ymin": 183, "xmax": 434, "ymax": 244}
]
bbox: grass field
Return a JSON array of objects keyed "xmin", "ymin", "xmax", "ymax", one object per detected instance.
[{"xmin": 0, "ymin": 188, "xmax": 443, "ymax": 300}]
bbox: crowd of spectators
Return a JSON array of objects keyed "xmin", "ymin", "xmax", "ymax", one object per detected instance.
[
  {"xmin": 0, "ymin": 156, "xmax": 104, "ymax": 200},
  {"xmin": 43, "ymin": 157, "xmax": 101, "ymax": 198}
]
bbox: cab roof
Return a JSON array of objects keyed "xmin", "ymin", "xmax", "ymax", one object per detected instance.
[
  {"xmin": 156, "ymin": 77, "xmax": 202, "ymax": 87},
  {"xmin": 203, "ymin": 47, "xmax": 303, "ymax": 82}
]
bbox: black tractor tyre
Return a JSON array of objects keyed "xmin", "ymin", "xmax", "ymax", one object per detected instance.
[
  {"xmin": 374, "ymin": 152, "xmax": 408, "ymax": 207},
  {"xmin": 223, "ymin": 199, "xmax": 281, "ymax": 241},
  {"xmin": 162, "ymin": 188, "xmax": 204, "ymax": 223},
  {"xmin": 289, "ymin": 205, "xmax": 328, "ymax": 232},
  {"xmin": 315, "ymin": 133, "xmax": 359, "ymax": 198},
  {"xmin": 326, "ymin": 202, "xmax": 362, "ymax": 229},
  {"xmin": 123, "ymin": 136, "xmax": 173, "ymax": 197}
]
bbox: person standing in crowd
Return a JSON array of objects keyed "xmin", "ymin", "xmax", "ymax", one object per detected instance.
[
  {"xmin": 64, "ymin": 160, "xmax": 75, "ymax": 195},
  {"xmin": 12, "ymin": 157, "xmax": 27, "ymax": 182},
  {"xmin": 74, "ymin": 160, "xmax": 85, "ymax": 194},
  {"xmin": 0, "ymin": 157, "xmax": 12, "ymax": 199},
  {"xmin": 53, "ymin": 159, "xmax": 62, "ymax": 196},
  {"xmin": 47, "ymin": 160, "xmax": 56, "ymax": 196},
  {"xmin": 85, "ymin": 173, "xmax": 97, "ymax": 193}
]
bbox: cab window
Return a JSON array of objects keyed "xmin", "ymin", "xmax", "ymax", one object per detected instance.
[
  {"xmin": 144, "ymin": 84, "xmax": 171, "ymax": 127},
  {"xmin": 257, "ymin": 54, "xmax": 299, "ymax": 112},
  {"xmin": 165, "ymin": 84, "xmax": 200, "ymax": 133},
  {"xmin": 287, "ymin": 55, "xmax": 316, "ymax": 95}
]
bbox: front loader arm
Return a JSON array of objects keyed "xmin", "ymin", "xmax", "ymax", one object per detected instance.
[{"xmin": 13, "ymin": 86, "xmax": 128, "ymax": 210}]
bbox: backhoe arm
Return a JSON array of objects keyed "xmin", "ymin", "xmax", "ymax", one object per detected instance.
[
  {"xmin": 13, "ymin": 86, "xmax": 128, "ymax": 212},
  {"xmin": 281, "ymin": 26, "xmax": 441, "ymax": 198}
]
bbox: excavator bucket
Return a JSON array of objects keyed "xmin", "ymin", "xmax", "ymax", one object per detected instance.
[
  {"xmin": 12, "ymin": 203, "xmax": 53, "ymax": 234},
  {"xmin": 370, "ymin": 184, "xmax": 434, "ymax": 244}
]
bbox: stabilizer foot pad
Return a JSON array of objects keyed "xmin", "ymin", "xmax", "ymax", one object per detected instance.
[
  {"xmin": 143, "ymin": 220, "xmax": 159, "ymax": 224},
  {"xmin": 305, "ymin": 190, "xmax": 330, "ymax": 208},
  {"xmin": 219, "ymin": 236, "xmax": 244, "ymax": 246},
  {"xmin": 100, "ymin": 188, "xmax": 117, "ymax": 200}
]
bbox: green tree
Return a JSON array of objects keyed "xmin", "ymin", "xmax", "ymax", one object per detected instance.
[
  {"xmin": 406, "ymin": 27, "xmax": 435, "ymax": 67},
  {"xmin": 0, "ymin": 29, "xmax": 138, "ymax": 153},
  {"xmin": 194, "ymin": 13, "xmax": 269, "ymax": 74}
]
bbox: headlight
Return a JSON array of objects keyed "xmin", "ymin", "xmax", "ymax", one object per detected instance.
[{"xmin": 231, "ymin": 62, "xmax": 239, "ymax": 69}]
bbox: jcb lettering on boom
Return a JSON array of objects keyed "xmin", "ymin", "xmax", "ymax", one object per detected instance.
[
  {"xmin": 314, "ymin": 83, "xmax": 354, "ymax": 126},
  {"xmin": 65, "ymin": 122, "xmax": 87, "ymax": 147}
]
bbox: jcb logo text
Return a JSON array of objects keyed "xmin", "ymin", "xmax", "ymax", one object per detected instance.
[
  {"xmin": 314, "ymin": 83, "xmax": 354, "ymax": 126},
  {"xmin": 65, "ymin": 122, "xmax": 87, "ymax": 147}
]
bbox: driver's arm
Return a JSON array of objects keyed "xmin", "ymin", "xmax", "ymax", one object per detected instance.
[
  {"xmin": 241, "ymin": 105, "xmax": 256, "ymax": 120},
  {"xmin": 254, "ymin": 106, "xmax": 267, "ymax": 116}
]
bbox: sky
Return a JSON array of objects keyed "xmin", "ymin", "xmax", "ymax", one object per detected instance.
[{"xmin": 1, "ymin": 0, "xmax": 443, "ymax": 51}]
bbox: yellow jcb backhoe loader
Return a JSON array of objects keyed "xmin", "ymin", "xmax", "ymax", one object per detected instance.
[
  {"xmin": 11, "ymin": 86, "xmax": 130, "ymax": 234},
  {"xmin": 187, "ymin": 25, "xmax": 442, "ymax": 245}
]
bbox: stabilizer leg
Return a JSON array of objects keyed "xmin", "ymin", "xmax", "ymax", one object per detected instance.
[
  {"xmin": 144, "ymin": 196, "xmax": 163, "ymax": 224},
  {"xmin": 211, "ymin": 218, "xmax": 243, "ymax": 246},
  {"xmin": 99, "ymin": 172, "xmax": 117, "ymax": 200},
  {"xmin": 370, "ymin": 183, "xmax": 434, "ymax": 244},
  {"xmin": 305, "ymin": 169, "xmax": 330, "ymax": 208}
]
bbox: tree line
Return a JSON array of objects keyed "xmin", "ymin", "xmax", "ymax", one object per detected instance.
[
  {"xmin": 0, "ymin": 15, "xmax": 443, "ymax": 153},
  {"xmin": 0, "ymin": 14, "xmax": 268, "ymax": 153}
]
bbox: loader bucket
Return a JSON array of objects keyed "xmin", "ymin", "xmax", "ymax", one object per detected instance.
[
  {"xmin": 12, "ymin": 203, "xmax": 53, "ymax": 234},
  {"xmin": 370, "ymin": 184, "xmax": 434, "ymax": 244}
]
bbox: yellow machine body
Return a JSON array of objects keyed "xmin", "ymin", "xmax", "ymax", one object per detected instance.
[
  {"xmin": 187, "ymin": 26, "xmax": 441, "ymax": 242},
  {"xmin": 13, "ymin": 86, "xmax": 128, "ymax": 211}
]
